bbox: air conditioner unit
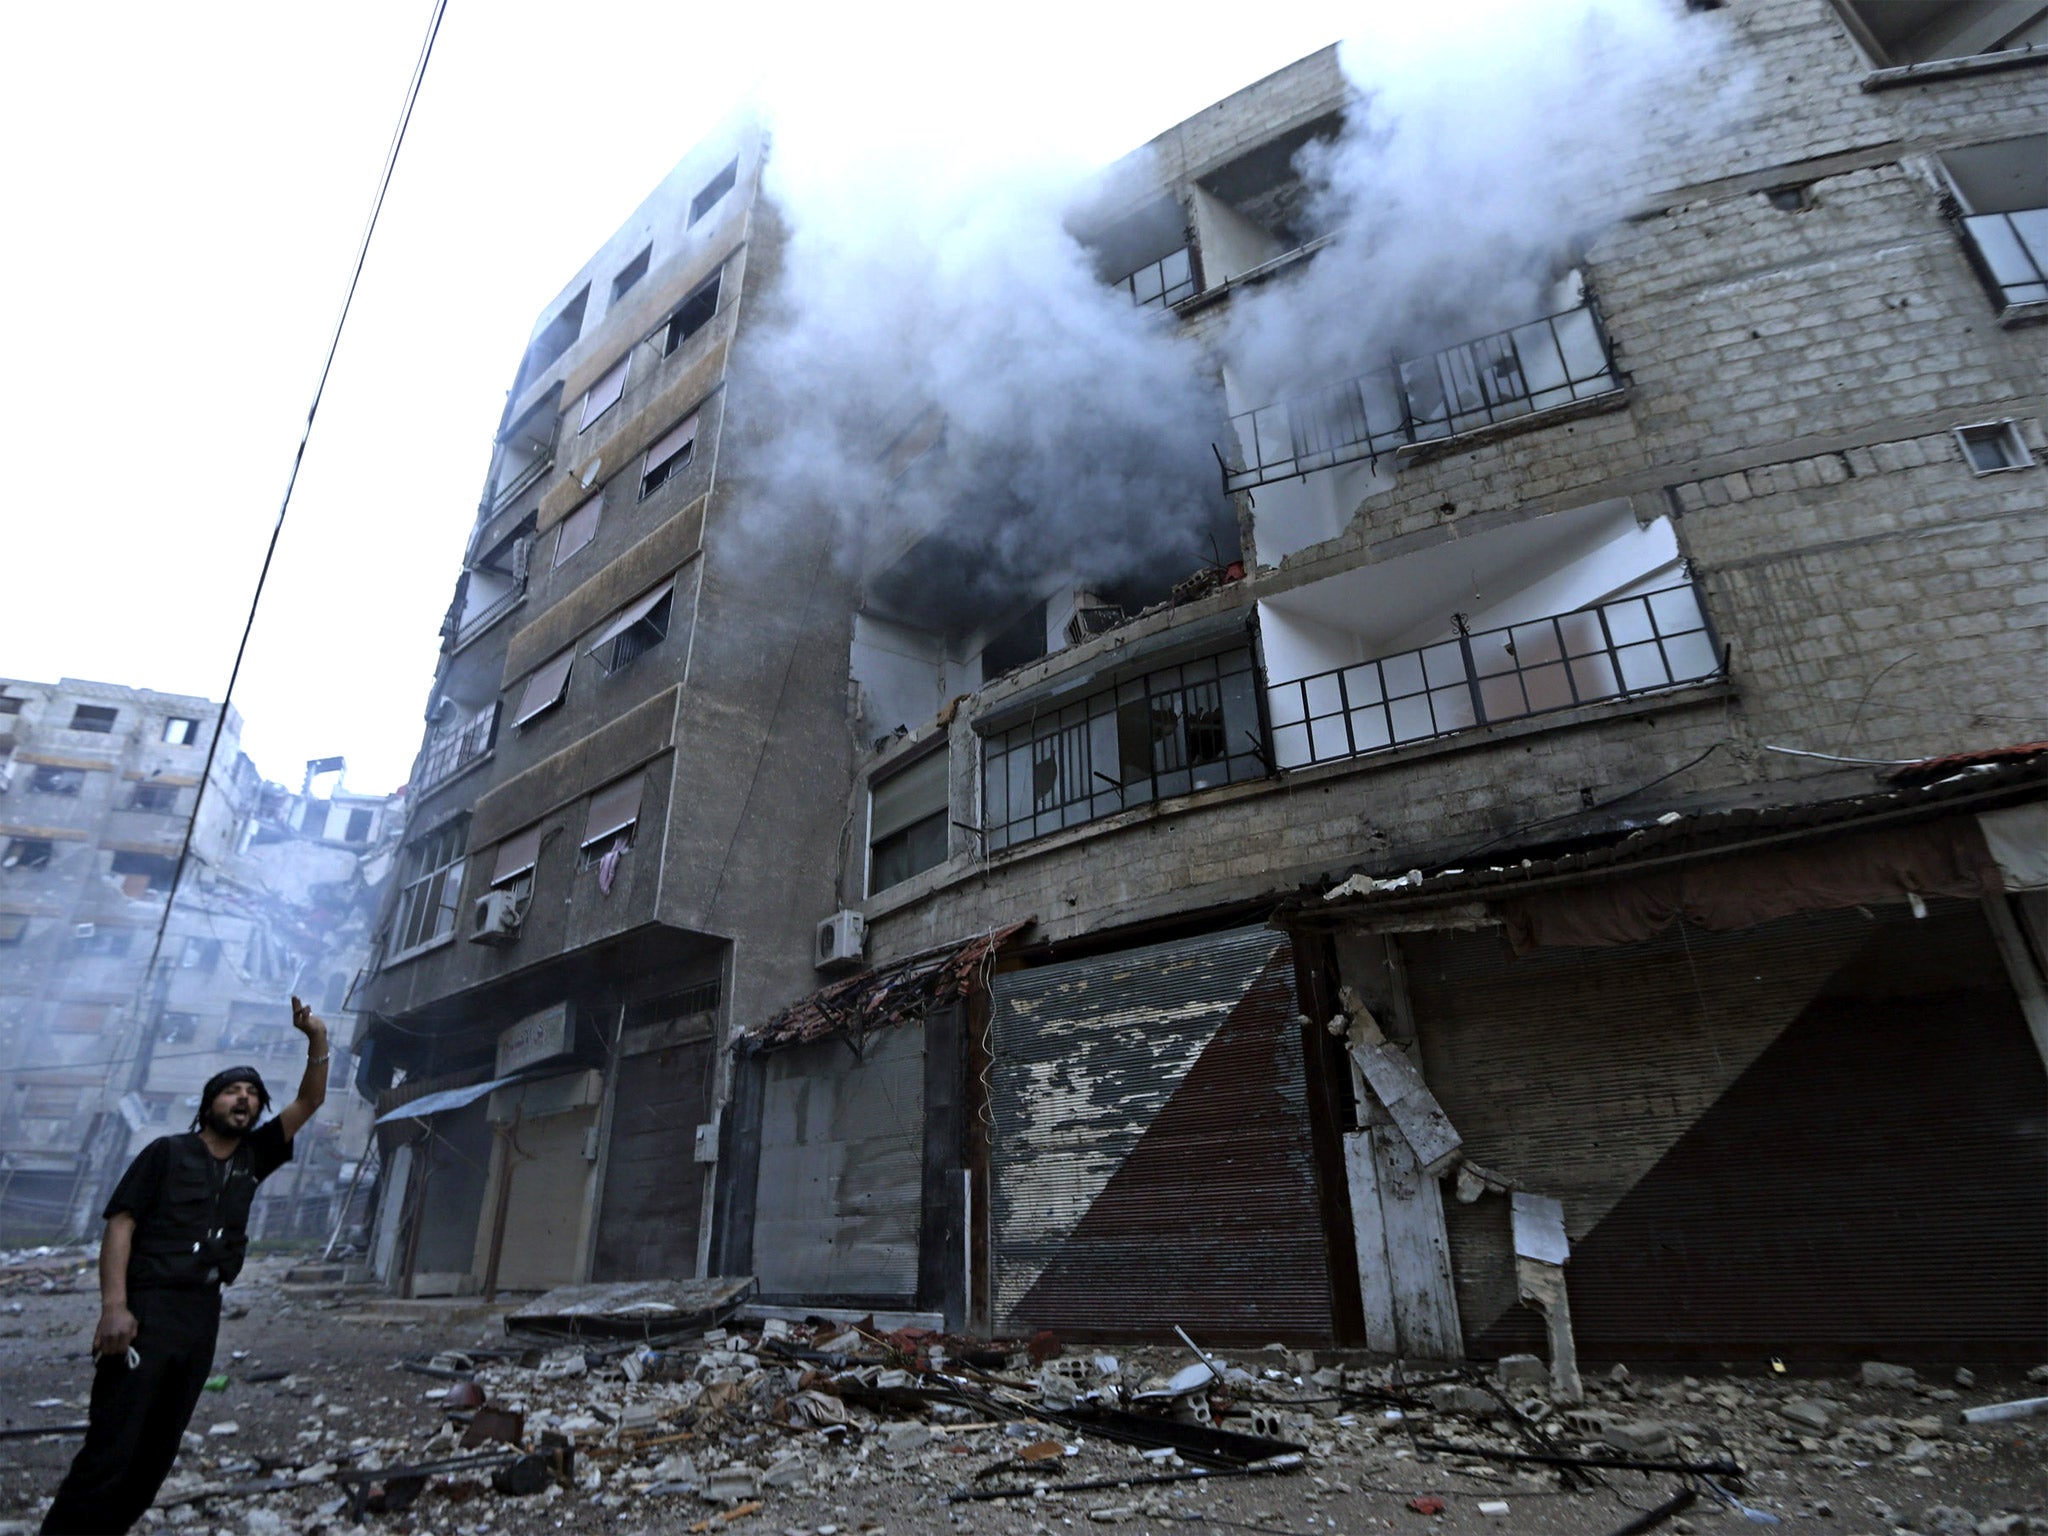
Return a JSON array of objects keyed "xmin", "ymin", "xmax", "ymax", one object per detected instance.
[
  {"xmin": 814, "ymin": 910, "xmax": 866, "ymax": 972},
  {"xmin": 469, "ymin": 889, "xmax": 525, "ymax": 946}
]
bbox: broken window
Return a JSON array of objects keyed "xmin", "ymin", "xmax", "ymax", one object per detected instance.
[
  {"xmin": 111, "ymin": 850, "xmax": 178, "ymax": 895},
  {"xmin": 1116, "ymin": 247, "xmax": 1195, "ymax": 308},
  {"xmin": 689, "ymin": 158, "xmax": 739, "ymax": 225},
  {"xmin": 555, "ymin": 494, "xmax": 601, "ymax": 568},
  {"xmin": 2, "ymin": 838, "xmax": 54, "ymax": 869},
  {"xmin": 1837, "ymin": 0, "xmax": 2048, "ymax": 67},
  {"xmin": 70, "ymin": 705, "xmax": 117, "ymax": 733},
  {"xmin": 611, "ymin": 244, "xmax": 651, "ymax": 303},
  {"xmin": 981, "ymin": 601, "xmax": 1049, "ymax": 679},
  {"xmin": 514, "ymin": 650, "xmax": 576, "ymax": 726},
  {"xmin": 510, "ymin": 285, "xmax": 588, "ymax": 401},
  {"xmin": 159, "ymin": 1012, "xmax": 199, "ymax": 1044},
  {"xmin": 579, "ymin": 775, "xmax": 643, "ymax": 868},
  {"xmin": 0, "ymin": 914, "xmax": 28, "ymax": 944},
  {"xmin": 30, "ymin": 767, "xmax": 86, "ymax": 796},
  {"xmin": 344, "ymin": 807, "xmax": 374, "ymax": 841},
  {"xmin": 662, "ymin": 269, "xmax": 721, "ymax": 356},
  {"xmin": 638, "ymin": 413, "xmax": 698, "ymax": 499},
  {"xmin": 1956, "ymin": 420, "xmax": 2035, "ymax": 473},
  {"xmin": 129, "ymin": 782, "xmax": 180, "ymax": 813},
  {"xmin": 590, "ymin": 583, "xmax": 674, "ymax": 672},
  {"xmin": 868, "ymin": 748, "xmax": 950, "ymax": 895},
  {"xmin": 179, "ymin": 936, "xmax": 222, "ymax": 970},
  {"xmin": 162, "ymin": 716, "xmax": 200, "ymax": 745},
  {"xmin": 980, "ymin": 648, "xmax": 1267, "ymax": 851},
  {"xmin": 1939, "ymin": 137, "xmax": 2048, "ymax": 313},
  {"xmin": 73, "ymin": 925, "xmax": 133, "ymax": 956},
  {"xmin": 580, "ymin": 354, "xmax": 629, "ymax": 430},
  {"xmin": 390, "ymin": 818, "xmax": 468, "ymax": 958}
]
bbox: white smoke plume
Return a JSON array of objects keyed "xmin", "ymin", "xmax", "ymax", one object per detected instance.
[
  {"xmin": 734, "ymin": 0, "xmax": 1731, "ymax": 614},
  {"xmin": 1224, "ymin": 0, "xmax": 1733, "ymax": 404}
]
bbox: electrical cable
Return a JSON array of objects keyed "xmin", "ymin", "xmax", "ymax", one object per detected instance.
[{"xmin": 119, "ymin": 0, "xmax": 450, "ymax": 1081}]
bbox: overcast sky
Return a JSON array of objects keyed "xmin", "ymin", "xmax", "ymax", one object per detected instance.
[{"xmin": 0, "ymin": 1, "xmax": 1361, "ymax": 794}]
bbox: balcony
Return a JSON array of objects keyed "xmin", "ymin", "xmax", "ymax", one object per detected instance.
[
  {"xmin": 1224, "ymin": 297, "xmax": 1622, "ymax": 493},
  {"xmin": 1265, "ymin": 581, "xmax": 1720, "ymax": 770},
  {"xmin": 1115, "ymin": 247, "xmax": 1195, "ymax": 309},
  {"xmin": 414, "ymin": 707, "xmax": 499, "ymax": 797}
]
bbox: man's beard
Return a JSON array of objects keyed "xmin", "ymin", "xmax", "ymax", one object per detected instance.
[{"xmin": 202, "ymin": 1103, "xmax": 254, "ymax": 1138}]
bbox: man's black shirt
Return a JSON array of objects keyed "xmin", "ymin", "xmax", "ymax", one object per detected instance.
[{"xmin": 105, "ymin": 1121, "xmax": 292, "ymax": 1290}]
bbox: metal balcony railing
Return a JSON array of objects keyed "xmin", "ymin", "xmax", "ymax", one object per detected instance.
[
  {"xmin": 1224, "ymin": 299, "xmax": 1623, "ymax": 492},
  {"xmin": 451, "ymin": 581, "xmax": 525, "ymax": 650},
  {"xmin": 1265, "ymin": 582, "xmax": 1721, "ymax": 770},
  {"xmin": 1958, "ymin": 208, "xmax": 2048, "ymax": 309},
  {"xmin": 414, "ymin": 708, "xmax": 498, "ymax": 795}
]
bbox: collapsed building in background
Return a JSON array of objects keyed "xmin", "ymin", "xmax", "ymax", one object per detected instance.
[
  {"xmin": 0, "ymin": 675, "xmax": 400, "ymax": 1245},
  {"xmin": 354, "ymin": 0, "xmax": 2048, "ymax": 1367}
]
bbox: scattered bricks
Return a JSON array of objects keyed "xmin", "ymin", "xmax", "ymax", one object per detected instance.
[
  {"xmin": 1426, "ymin": 1383, "xmax": 1500, "ymax": 1419},
  {"xmin": 1862, "ymin": 1361, "xmax": 1917, "ymax": 1389},
  {"xmin": 1497, "ymin": 1354, "xmax": 1549, "ymax": 1392},
  {"xmin": 1781, "ymin": 1398, "xmax": 1837, "ymax": 1434},
  {"xmin": 701, "ymin": 1467, "xmax": 762, "ymax": 1504},
  {"xmin": 1601, "ymin": 1420, "xmax": 1675, "ymax": 1456},
  {"xmin": 761, "ymin": 1453, "xmax": 807, "ymax": 1489}
]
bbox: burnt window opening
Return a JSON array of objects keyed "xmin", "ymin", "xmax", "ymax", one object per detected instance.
[
  {"xmin": 981, "ymin": 601, "xmax": 1049, "ymax": 680},
  {"xmin": 0, "ymin": 695, "xmax": 23, "ymax": 716},
  {"xmin": 130, "ymin": 782, "xmax": 180, "ymax": 813},
  {"xmin": 179, "ymin": 937, "xmax": 222, "ymax": 971},
  {"xmin": 159, "ymin": 1012, "xmax": 199, "ymax": 1044},
  {"xmin": 689, "ymin": 158, "xmax": 739, "ymax": 225},
  {"xmin": 1, "ymin": 838, "xmax": 50, "ymax": 869},
  {"xmin": 110, "ymin": 850, "xmax": 178, "ymax": 894},
  {"xmin": 663, "ymin": 270, "xmax": 722, "ymax": 357},
  {"xmin": 980, "ymin": 647, "xmax": 1268, "ymax": 851},
  {"xmin": 612, "ymin": 244, "xmax": 652, "ymax": 303},
  {"xmin": 70, "ymin": 705, "xmax": 117, "ymax": 733},
  {"xmin": 344, "ymin": 807, "xmax": 374, "ymax": 842},
  {"xmin": 639, "ymin": 415, "xmax": 698, "ymax": 500},
  {"xmin": 162, "ymin": 716, "xmax": 200, "ymax": 745},
  {"xmin": 1956, "ymin": 419, "xmax": 2035, "ymax": 473},
  {"xmin": 868, "ymin": 748, "xmax": 949, "ymax": 896},
  {"xmin": 30, "ymin": 767, "xmax": 86, "ymax": 796}
]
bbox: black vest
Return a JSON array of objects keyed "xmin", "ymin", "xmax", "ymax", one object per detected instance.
[{"xmin": 129, "ymin": 1134, "xmax": 263, "ymax": 1290}]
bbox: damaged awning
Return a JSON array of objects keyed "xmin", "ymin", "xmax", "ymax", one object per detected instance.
[
  {"xmin": 740, "ymin": 920, "xmax": 1033, "ymax": 1052},
  {"xmin": 375, "ymin": 1071, "xmax": 531, "ymax": 1124},
  {"xmin": 1282, "ymin": 748, "xmax": 2048, "ymax": 949}
]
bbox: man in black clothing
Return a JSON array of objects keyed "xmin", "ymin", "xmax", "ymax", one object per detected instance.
[{"xmin": 41, "ymin": 997, "xmax": 330, "ymax": 1536}]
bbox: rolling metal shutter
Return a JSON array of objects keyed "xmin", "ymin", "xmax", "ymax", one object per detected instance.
[
  {"xmin": 989, "ymin": 925, "xmax": 1337, "ymax": 1343},
  {"xmin": 594, "ymin": 1039, "xmax": 713, "ymax": 1280},
  {"xmin": 753, "ymin": 1023, "xmax": 925, "ymax": 1301},
  {"xmin": 1404, "ymin": 899, "xmax": 2047, "ymax": 1362}
]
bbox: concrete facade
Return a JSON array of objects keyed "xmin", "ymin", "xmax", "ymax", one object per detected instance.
[{"xmin": 356, "ymin": 0, "xmax": 2048, "ymax": 1340}]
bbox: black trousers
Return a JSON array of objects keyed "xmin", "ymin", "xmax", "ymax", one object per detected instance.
[{"xmin": 42, "ymin": 1286, "xmax": 221, "ymax": 1535}]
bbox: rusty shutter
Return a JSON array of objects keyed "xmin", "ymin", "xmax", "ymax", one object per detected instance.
[
  {"xmin": 989, "ymin": 925, "xmax": 1337, "ymax": 1343},
  {"xmin": 593, "ymin": 1039, "xmax": 713, "ymax": 1279},
  {"xmin": 1403, "ymin": 898, "xmax": 2047, "ymax": 1362}
]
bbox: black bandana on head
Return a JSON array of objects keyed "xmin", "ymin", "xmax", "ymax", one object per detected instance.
[{"xmin": 192, "ymin": 1066, "xmax": 271, "ymax": 1133}]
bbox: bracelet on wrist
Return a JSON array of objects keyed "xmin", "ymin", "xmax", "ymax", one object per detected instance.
[{"xmin": 308, "ymin": 1054, "xmax": 329, "ymax": 1066}]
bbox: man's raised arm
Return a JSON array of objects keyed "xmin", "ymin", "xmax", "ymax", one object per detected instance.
[{"xmin": 276, "ymin": 996, "xmax": 329, "ymax": 1141}]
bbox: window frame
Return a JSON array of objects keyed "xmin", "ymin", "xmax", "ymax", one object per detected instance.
[
  {"xmin": 69, "ymin": 704, "xmax": 118, "ymax": 734},
  {"xmin": 2, "ymin": 838, "xmax": 55, "ymax": 869},
  {"xmin": 689, "ymin": 158, "xmax": 740, "ymax": 225},
  {"xmin": 129, "ymin": 782, "xmax": 180, "ymax": 813},
  {"xmin": 162, "ymin": 716, "xmax": 201, "ymax": 745},
  {"xmin": 661, "ymin": 269, "xmax": 723, "ymax": 357},
  {"xmin": 611, "ymin": 244, "xmax": 652, "ymax": 303},
  {"xmin": 387, "ymin": 817, "xmax": 469, "ymax": 962},
  {"xmin": 29, "ymin": 766, "xmax": 87, "ymax": 796},
  {"xmin": 638, "ymin": 413, "xmax": 699, "ymax": 500},
  {"xmin": 554, "ymin": 493, "xmax": 602, "ymax": 569},
  {"xmin": 514, "ymin": 649, "xmax": 577, "ymax": 727},
  {"xmin": 867, "ymin": 747, "xmax": 951, "ymax": 896},
  {"xmin": 1955, "ymin": 419, "xmax": 2036, "ymax": 474},
  {"xmin": 579, "ymin": 354, "xmax": 630, "ymax": 431}
]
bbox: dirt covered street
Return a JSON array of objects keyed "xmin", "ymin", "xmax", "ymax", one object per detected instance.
[{"xmin": 1, "ymin": 1254, "xmax": 2043, "ymax": 1536}]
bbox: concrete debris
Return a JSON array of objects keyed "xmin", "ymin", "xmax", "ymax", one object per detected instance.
[
  {"xmin": 1778, "ymin": 1397, "xmax": 1836, "ymax": 1434},
  {"xmin": 1600, "ymin": 1419, "xmax": 1675, "ymax": 1457},
  {"xmin": 1860, "ymin": 1361, "xmax": 1918, "ymax": 1389}
]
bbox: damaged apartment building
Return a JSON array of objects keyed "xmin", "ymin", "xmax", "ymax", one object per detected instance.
[
  {"xmin": 0, "ymin": 677, "xmax": 398, "ymax": 1245},
  {"xmin": 355, "ymin": 0, "xmax": 2048, "ymax": 1371}
]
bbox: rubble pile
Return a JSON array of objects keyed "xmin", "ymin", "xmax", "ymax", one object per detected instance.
[{"xmin": 74, "ymin": 1315, "xmax": 2045, "ymax": 1536}]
